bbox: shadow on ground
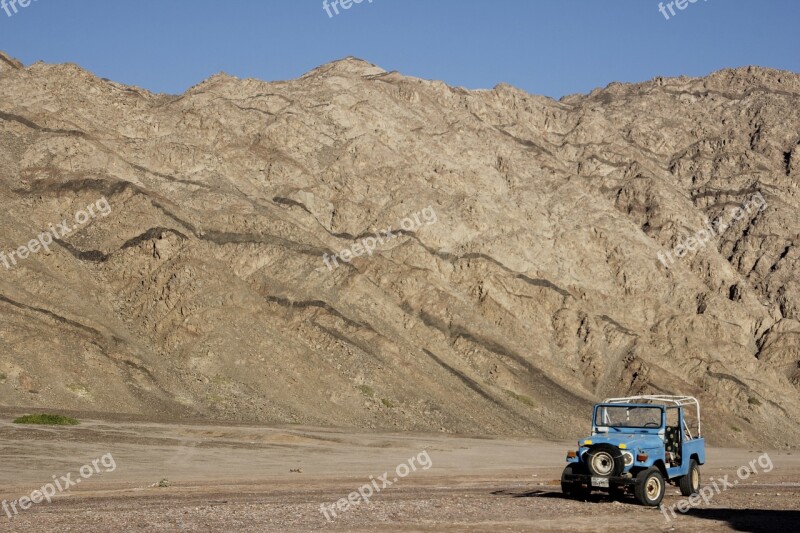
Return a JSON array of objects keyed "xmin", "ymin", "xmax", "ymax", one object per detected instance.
[
  {"xmin": 681, "ymin": 509, "xmax": 800, "ymax": 532},
  {"xmin": 491, "ymin": 488, "xmax": 614, "ymax": 502}
]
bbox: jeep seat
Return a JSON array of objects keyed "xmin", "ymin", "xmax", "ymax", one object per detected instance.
[{"xmin": 665, "ymin": 426, "xmax": 681, "ymax": 459}]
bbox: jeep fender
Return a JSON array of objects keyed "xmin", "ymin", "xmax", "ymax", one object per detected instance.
[{"xmin": 635, "ymin": 459, "xmax": 668, "ymax": 482}]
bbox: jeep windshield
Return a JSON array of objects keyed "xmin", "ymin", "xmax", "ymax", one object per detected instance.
[{"xmin": 595, "ymin": 405, "xmax": 662, "ymax": 428}]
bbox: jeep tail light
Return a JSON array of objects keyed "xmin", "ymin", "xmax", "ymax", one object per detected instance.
[
  {"xmin": 567, "ymin": 451, "xmax": 577, "ymax": 459},
  {"xmin": 636, "ymin": 453, "xmax": 648, "ymax": 462}
]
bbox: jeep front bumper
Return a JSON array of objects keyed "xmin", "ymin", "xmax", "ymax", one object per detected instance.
[{"xmin": 563, "ymin": 472, "xmax": 640, "ymax": 489}]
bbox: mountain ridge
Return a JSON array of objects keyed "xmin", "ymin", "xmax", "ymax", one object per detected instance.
[{"xmin": 0, "ymin": 53, "xmax": 798, "ymax": 446}]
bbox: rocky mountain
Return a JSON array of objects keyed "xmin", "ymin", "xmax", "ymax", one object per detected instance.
[{"xmin": 0, "ymin": 51, "xmax": 798, "ymax": 446}]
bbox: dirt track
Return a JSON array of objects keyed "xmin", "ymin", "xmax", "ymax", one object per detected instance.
[{"xmin": 1, "ymin": 416, "xmax": 798, "ymax": 532}]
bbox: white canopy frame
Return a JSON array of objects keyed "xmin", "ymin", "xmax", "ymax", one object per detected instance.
[{"xmin": 601, "ymin": 395, "xmax": 701, "ymax": 439}]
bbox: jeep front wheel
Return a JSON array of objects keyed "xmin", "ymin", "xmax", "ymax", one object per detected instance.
[
  {"xmin": 561, "ymin": 465, "xmax": 591, "ymax": 499},
  {"xmin": 634, "ymin": 467, "xmax": 666, "ymax": 506},
  {"xmin": 679, "ymin": 459, "xmax": 701, "ymax": 496}
]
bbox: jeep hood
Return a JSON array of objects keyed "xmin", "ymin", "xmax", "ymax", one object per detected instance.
[{"xmin": 582, "ymin": 434, "xmax": 663, "ymax": 451}]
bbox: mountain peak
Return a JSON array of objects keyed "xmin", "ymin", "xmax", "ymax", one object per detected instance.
[{"xmin": 303, "ymin": 56, "xmax": 386, "ymax": 79}]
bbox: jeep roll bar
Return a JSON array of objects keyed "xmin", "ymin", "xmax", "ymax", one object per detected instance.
[{"xmin": 601, "ymin": 395, "xmax": 701, "ymax": 438}]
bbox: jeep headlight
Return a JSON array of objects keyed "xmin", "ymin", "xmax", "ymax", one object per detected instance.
[{"xmin": 622, "ymin": 451, "xmax": 634, "ymax": 466}]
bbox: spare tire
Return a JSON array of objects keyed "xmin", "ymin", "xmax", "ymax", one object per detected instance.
[{"xmin": 586, "ymin": 444, "xmax": 625, "ymax": 477}]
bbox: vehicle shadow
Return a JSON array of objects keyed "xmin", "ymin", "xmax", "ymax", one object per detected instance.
[
  {"xmin": 681, "ymin": 508, "xmax": 800, "ymax": 532},
  {"xmin": 490, "ymin": 488, "xmax": 618, "ymax": 503},
  {"xmin": 492, "ymin": 492, "xmax": 800, "ymax": 532}
]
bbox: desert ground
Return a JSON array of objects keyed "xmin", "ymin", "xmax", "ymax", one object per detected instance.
[{"xmin": 1, "ymin": 411, "xmax": 797, "ymax": 532}]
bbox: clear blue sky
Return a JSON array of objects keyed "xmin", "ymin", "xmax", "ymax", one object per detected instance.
[{"xmin": 0, "ymin": 0, "xmax": 797, "ymax": 98}]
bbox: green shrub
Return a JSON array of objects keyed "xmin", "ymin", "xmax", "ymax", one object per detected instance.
[
  {"xmin": 357, "ymin": 385, "xmax": 375, "ymax": 397},
  {"xmin": 380, "ymin": 398, "xmax": 395, "ymax": 408},
  {"xmin": 505, "ymin": 390, "xmax": 536, "ymax": 407},
  {"xmin": 13, "ymin": 414, "xmax": 79, "ymax": 426},
  {"xmin": 747, "ymin": 397, "xmax": 762, "ymax": 406}
]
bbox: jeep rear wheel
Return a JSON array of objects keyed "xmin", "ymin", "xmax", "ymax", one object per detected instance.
[
  {"xmin": 634, "ymin": 467, "xmax": 666, "ymax": 506},
  {"xmin": 679, "ymin": 459, "xmax": 701, "ymax": 496},
  {"xmin": 586, "ymin": 444, "xmax": 625, "ymax": 477}
]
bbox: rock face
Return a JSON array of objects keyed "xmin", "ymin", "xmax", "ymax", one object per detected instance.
[{"xmin": 0, "ymin": 51, "xmax": 798, "ymax": 445}]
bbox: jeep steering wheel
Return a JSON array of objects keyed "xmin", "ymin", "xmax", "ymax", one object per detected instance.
[{"xmin": 644, "ymin": 422, "xmax": 660, "ymax": 427}]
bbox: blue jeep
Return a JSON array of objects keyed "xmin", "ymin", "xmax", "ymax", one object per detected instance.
[{"xmin": 561, "ymin": 395, "xmax": 705, "ymax": 506}]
